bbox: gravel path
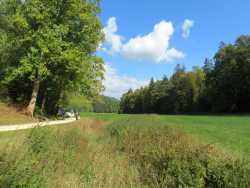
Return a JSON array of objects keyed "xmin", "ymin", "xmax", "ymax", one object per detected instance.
[{"xmin": 0, "ymin": 118, "xmax": 76, "ymax": 132}]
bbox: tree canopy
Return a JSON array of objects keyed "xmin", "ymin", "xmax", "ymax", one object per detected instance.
[{"xmin": 0, "ymin": 0, "xmax": 104, "ymax": 116}]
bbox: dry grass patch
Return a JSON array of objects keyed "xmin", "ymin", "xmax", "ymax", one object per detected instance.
[{"xmin": 0, "ymin": 102, "xmax": 35, "ymax": 125}]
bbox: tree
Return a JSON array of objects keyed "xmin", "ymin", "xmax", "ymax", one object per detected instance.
[
  {"xmin": 119, "ymin": 65, "xmax": 206, "ymax": 114},
  {"xmin": 0, "ymin": 0, "xmax": 104, "ymax": 116},
  {"xmin": 206, "ymin": 36, "xmax": 250, "ymax": 112},
  {"xmin": 119, "ymin": 89, "xmax": 130, "ymax": 113},
  {"xmin": 119, "ymin": 35, "xmax": 250, "ymax": 115}
]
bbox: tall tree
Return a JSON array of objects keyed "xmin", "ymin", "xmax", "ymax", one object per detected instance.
[
  {"xmin": 207, "ymin": 35, "xmax": 250, "ymax": 112},
  {"xmin": 0, "ymin": 0, "xmax": 104, "ymax": 116}
]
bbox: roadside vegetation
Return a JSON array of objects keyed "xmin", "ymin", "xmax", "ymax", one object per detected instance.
[{"xmin": 0, "ymin": 115, "xmax": 249, "ymax": 188}]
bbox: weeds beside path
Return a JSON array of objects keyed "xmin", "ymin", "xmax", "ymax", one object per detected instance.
[{"xmin": 0, "ymin": 118, "xmax": 142, "ymax": 187}]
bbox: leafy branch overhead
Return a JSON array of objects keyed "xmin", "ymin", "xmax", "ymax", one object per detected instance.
[{"xmin": 0, "ymin": 0, "xmax": 104, "ymax": 116}]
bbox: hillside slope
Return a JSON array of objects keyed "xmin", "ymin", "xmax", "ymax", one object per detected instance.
[{"xmin": 0, "ymin": 102, "xmax": 35, "ymax": 125}]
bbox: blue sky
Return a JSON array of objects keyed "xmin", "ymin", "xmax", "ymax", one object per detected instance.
[{"xmin": 99, "ymin": 0, "xmax": 250, "ymax": 98}]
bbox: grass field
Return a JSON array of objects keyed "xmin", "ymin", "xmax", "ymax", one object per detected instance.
[
  {"xmin": 81, "ymin": 113, "xmax": 250, "ymax": 157},
  {"xmin": 159, "ymin": 115, "xmax": 250, "ymax": 157},
  {"xmin": 0, "ymin": 113, "xmax": 249, "ymax": 187},
  {"xmin": 81, "ymin": 112, "xmax": 127, "ymax": 121}
]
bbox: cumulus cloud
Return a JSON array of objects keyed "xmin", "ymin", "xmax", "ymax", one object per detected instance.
[
  {"xmin": 102, "ymin": 17, "xmax": 123, "ymax": 53},
  {"xmin": 182, "ymin": 19, "xmax": 194, "ymax": 39},
  {"xmin": 102, "ymin": 18, "xmax": 185, "ymax": 63},
  {"xmin": 122, "ymin": 21, "xmax": 184, "ymax": 62},
  {"xmin": 103, "ymin": 64, "xmax": 149, "ymax": 98}
]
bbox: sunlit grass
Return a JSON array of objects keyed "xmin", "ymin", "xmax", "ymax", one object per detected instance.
[
  {"xmin": 158, "ymin": 115, "xmax": 250, "ymax": 157},
  {"xmin": 0, "ymin": 102, "xmax": 35, "ymax": 125},
  {"xmin": 82, "ymin": 113, "xmax": 250, "ymax": 157},
  {"xmin": 0, "ymin": 114, "xmax": 249, "ymax": 187}
]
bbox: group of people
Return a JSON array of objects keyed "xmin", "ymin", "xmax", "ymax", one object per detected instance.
[{"xmin": 57, "ymin": 108, "xmax": 80, "ymax": 120}]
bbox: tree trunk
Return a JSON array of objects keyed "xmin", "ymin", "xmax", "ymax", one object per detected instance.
[
  {"xmin": 26, "ymin": 78, "xmax": 40, "ymax": 117},
  {"xmin": 41, "ymin": 92, "xmax": 46, "ymax": 113}
]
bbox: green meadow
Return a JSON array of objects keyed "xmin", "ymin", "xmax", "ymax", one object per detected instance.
[
  {"xmin": 82, "ymin": 113, "xmax": 250, "ymax": 157},
  {"xmin": 159, "ymin": 115, "xmax": 250, "ymax": 157}
]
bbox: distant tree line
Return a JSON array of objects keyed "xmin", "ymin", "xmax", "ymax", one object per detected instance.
[
  {"xmin": 62, "ymin": 95, "xmax": 119, "ymax": 113},
  {"xmin": 120, "ymin": 36, "xmax": 250, "ymax": 114},
  {"xmin": 92, "ymin": 96, "xmax": 120, "ymax": 113}
]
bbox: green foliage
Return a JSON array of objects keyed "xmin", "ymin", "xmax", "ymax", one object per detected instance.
[
  {"xmin": 120, "ymin": 35, "xmax": 250, "ymax": 114},
  {"xmin": 92, "ymin": 95, "xmax": 120, "ymax": 113},
  {"xmin": 62, "ymin": 94, "xmax": 120, "ymax": 113},
  {"xmin": 62, "ymin": 92, "xmax": 93, "ymax": 112},
  {"xmin": 204, "ymin": 35, "xmax": 250, "ymax": 112},
  {"xmin": 120, "ymin": 65, "xmax": 205, "ymax": 114},
  {"xmin": 0, "ymin": 0, "xmax": 104, "ymax": 115}
]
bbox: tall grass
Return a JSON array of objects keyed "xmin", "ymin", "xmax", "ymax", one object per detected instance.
[
  {"xmin": 0, "ymin": 124, "xmax": 88, "ymax": 187},
  {"xmin": 0, "ymin": 119, "xmax": 142, "ymax": 188},
  {"xmin": 0, "ymin": 116, "xmax": 249, "ymax": 187},
  {"xmin": 106, "ymin": 116, "xmax": 250, "ymax": 188}
]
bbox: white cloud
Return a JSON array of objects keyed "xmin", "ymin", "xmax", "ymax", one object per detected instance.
[
  {"xmin": 182, "ymin": 19, "xmax": 194, "ymax": 39},
  {"xmin": 102, "ymin": 17, "xmax": 123, "ymax": 54},
  {"xmin": 102, "ymin": 18, "xmax": 185, "ymax": 63},
  {"xmin": 122, "ymin": 21, "xmax": 184, "ymax": 63},
  {"xmin": 103, "ymin": 64, "xmax": 149, "ymax": 98}
]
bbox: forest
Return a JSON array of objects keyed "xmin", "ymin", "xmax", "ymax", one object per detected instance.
[{"xmin": 120, "ymin": 36, "xmax": 250, "ymax": 114}]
